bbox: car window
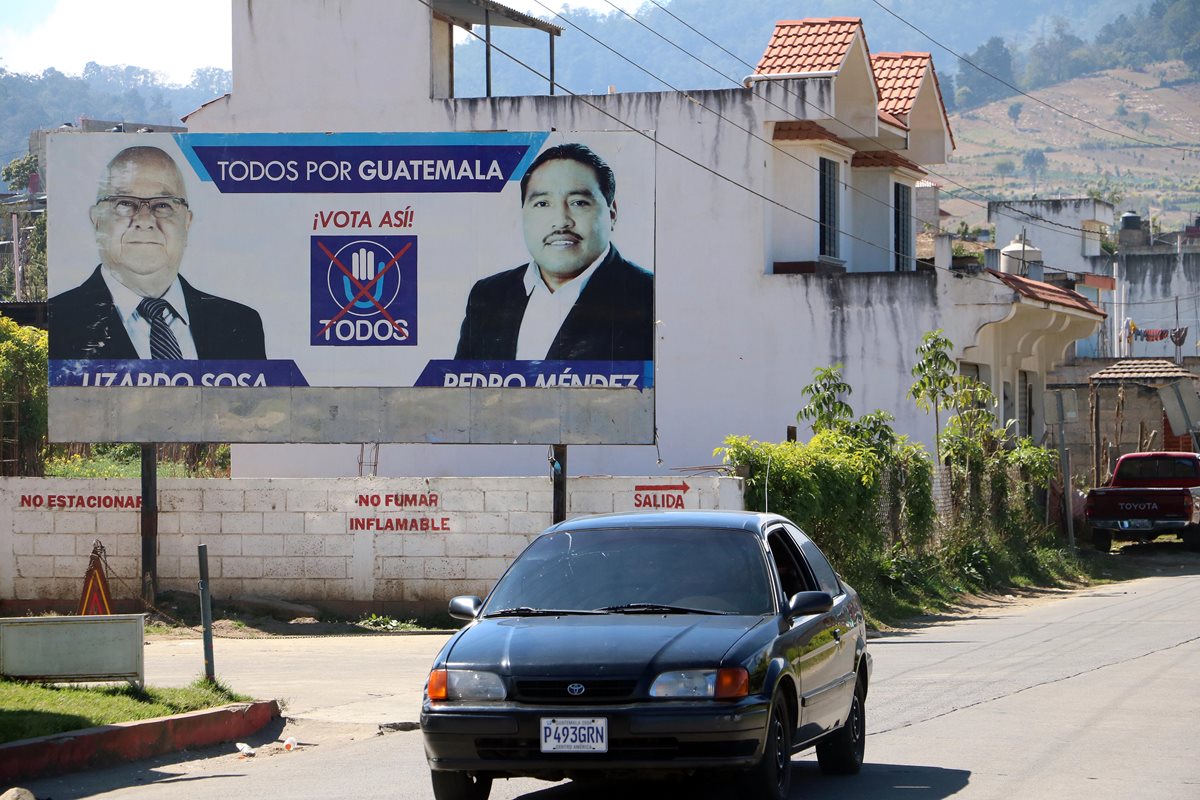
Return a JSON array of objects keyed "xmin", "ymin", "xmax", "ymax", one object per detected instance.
[
  {"xmin": 767, "ymin": 529, "xmax": 812, "ymax": 598},
  {"xmin": 483, "ymin": 527, "xmax": 776, "ymax": 615},
  {"xmin": 782, "ymin": 522, "xmax": 842, "ymax": 597}
]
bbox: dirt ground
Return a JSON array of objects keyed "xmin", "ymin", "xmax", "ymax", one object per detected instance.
[{"xmin": 140, "ymin": 541, "xmax": 1200, "ymax": 641}]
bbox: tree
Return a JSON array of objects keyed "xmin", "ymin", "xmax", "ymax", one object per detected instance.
[
  {"xmin": 957, "ymin": 37, "xmax": 1016, "ymax": 108},
  {"xmin": 1007, "ymin": 102, "xmax": 1023, "ymax": 127},
  {"xmin": 1184, "ymin": 32, "xmax": 1200, "ymax": 76},
  {"xmin": 0, "ymin": 316, "xmax": 48, "ymax": 475},
  {"xmin": 798, "ymin": 364, "xmax": 853, "ymax": 432},
  {"xmin": 1, "ymin": 154, "xmax": 39, "ymax": 191},
  {"xmin": 1087, "ymin": 176, "xmax": 1125, "ymax": 208},
  {"xmin": 18, "ymin": 212, "xmax": 47, "ymax": 301},
  {"xmin": 995, "ymin": 159, "xmax": 1016, "ymax": 184},
  {"xmin": 1022, "ymin": 148, "xmax": 1048, "ymax": 187},
  {"xmin": 909, "ymin": 330, "xmax": 956, "ymax": 464}
]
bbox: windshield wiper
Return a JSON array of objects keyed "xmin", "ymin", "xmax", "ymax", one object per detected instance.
[
  {"xmin": 595, "ymin": 603, "xmax": 728, "ymax": 615},
  {"xmin": 484, "ymin": 607, "xmax": 605, "ymax": 617}
]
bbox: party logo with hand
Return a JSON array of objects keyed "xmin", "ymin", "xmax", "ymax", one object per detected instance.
[{"xmin": 310, "ymin": 235, "xmax": 418, "ymax": 346}]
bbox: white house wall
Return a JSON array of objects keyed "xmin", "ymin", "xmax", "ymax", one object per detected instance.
[
  {"xmin": 849, "ymin": 169, "xmax": 892, "ymax": 272},
  {"xmin": 905, "ymin": 68, "xmax": 951, "ymax": 166},
  {"xmin": 1116, "ymin": 246, "xmax": 1200, "ymax": 358},
  {"xmin": 187, "ymin": 1, "xmax": 1044, "ymax": 478},
  {"xmin": 990, "ymin": 199, "xmax": 1114, "ymax": 274}
]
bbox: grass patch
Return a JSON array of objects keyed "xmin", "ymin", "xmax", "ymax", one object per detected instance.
[
  {"xmin": 0, "ymin": 676, "xmax": 249, "ymax": 745},
  {"xmin": 858, "ymin": 525, "xmax": 1130, "ymax": 630}
]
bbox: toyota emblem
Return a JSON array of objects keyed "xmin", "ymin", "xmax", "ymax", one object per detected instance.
[{"xmin": 567, "ymin": 683, "xmax": 586, "ymax": 696}]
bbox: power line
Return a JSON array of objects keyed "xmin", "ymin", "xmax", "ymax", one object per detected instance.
[
  {"xmin": 643, "ymin": 0, "xmax": 1156, "ymax": 247},
  {"xmin": 429, "ymin": 0, "xmax": 1106, "ymax": 313},
  {"xmin": 629, "ymin": 0, "xmax": 1117, "ymax": 244},
  {"xmin": 867, "ymin": 0, "xmax": 1200, "ymax": 157},
  {"xmin": 527, "ymin": 0, "xmax": 943, "ymax": 230}
]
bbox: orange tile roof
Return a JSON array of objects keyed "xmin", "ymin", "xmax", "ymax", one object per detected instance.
[
  {"xmin": 754, "ymin": 18, "xmax": 864, "ymax": 75},
  {"xmin": 851, "ymin": 150, "xmax": 926, "ymax": 174},
  {"xmin": 877, "ymin": 108, "xmax": 907, "ymax": 130},
  {"xmin": 988, "ymin": 269, "xmax": 1106, "ymax": 317},
  {"xmin": 872, "ymin": 52, "xmax": 928, "ymax": 118},
  {"xmin": 772, "ymin": 120, "xmax": 851, "ymax": 147},
  {"xmin": 872, "ymin": 52, "xmax": 955, "ymax": 148}
]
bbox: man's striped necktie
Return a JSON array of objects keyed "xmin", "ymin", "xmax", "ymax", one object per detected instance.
[{"xmin": 137, "ymin": 296, "xmax": 183, "ymax": 360}]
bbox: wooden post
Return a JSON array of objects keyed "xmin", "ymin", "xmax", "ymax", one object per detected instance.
[
  {"xmin": 551, "ymin": 444, "xmax": 567, "ymax": 524},
  {"xmin": 140, "ymin": 444, "xmax": 157, "ymax": 605}
]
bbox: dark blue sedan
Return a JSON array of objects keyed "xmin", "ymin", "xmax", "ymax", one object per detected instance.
[{"xmin": 421, "ymin": 510, "xmax": 871, "ymax": 800}]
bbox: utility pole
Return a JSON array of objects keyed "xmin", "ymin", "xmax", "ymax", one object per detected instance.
[{"xmin": 10, "ymin": 213, "xmax": 21, "ymax": 301}]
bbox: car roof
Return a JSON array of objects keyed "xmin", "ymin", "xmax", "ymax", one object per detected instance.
[{"xmin": 543, "ymin": 510, "xmax": 792, "ymax": 539}]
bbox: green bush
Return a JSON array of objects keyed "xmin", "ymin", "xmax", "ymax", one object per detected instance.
[{"xmin": 719, "ymin": 343, "xmax": 1071, "ymax": 626}]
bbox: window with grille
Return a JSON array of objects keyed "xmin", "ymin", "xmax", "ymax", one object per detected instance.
[
  {"xmin": 894, "ymin": 182, "xmax": 913, "ymax": 271},
  {"xmin": 819, "ymin": 157, "xmax": 839, "ymax": 258}
]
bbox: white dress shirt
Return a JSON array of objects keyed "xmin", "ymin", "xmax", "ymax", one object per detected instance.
[
  {"xmin": 102, "ymin": 267, "xmax": 198, "ymax": 359},
  {"xmin": 515, "ymin": 246, "xmax": 609, "ymax": 360}
]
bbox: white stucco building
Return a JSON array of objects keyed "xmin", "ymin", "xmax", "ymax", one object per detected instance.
[{"xmin": 185, "ymin": 1, "xmax": 1103, "ymax": 477}]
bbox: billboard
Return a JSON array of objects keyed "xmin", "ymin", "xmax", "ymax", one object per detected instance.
[{"xmin": 47, "ymin": 132, "xmax": 655, "ymax": 444}]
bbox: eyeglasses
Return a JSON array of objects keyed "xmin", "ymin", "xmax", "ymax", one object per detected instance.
[{"xmin": 97, "ymin": 195, "xmax": 189, "ymax": 219}]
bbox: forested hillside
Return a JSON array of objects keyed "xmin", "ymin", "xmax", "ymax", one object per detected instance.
[
  {"xmin": 0, "ymin": 64, "xmax": 229, "ymax": 180},
  {"xmin": 4, "ymin": 0, "xmax": 1200, "ymax": 208}
]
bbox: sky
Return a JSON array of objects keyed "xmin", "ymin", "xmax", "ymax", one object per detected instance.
[{"xmin": 0, "ymin": 0, "xmax": 639, "ymax": 85}]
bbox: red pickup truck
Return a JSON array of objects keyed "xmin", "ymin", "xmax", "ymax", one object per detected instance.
[{"xmin": 1085, "ymin": 452, "xmax": 1200, "ymax": 552}]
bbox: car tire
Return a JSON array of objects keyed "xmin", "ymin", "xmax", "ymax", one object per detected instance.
[
  {"xmin": 816, "ymin": 677, "xmax": 866, "ymax": 775},
  {"xmin": 430, "ymin": 770, "xmax": 492, "ymax": 800},
  {"xmin": 1182, "ymin": 526, "xmax": 1200, "ymax": 551},
  {"xmin": 739, "ymin": 693, "xmax": 792, "ymax": 800},
  {"xmin": 1092, "ymin": 529, "xmax": 1113, "ymax": 553}
]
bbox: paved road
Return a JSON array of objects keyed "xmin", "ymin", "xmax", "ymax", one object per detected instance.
[{"xmin": 21, "ymin": 567, "xmax": 1200, "ymax": 800}]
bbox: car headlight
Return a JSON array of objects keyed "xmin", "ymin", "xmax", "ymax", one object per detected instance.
[
  {"xmin": 427, "ymin": 669, "xmax": 507, "ymax": 701},
  {"xmin": 650, "ymin": 667, "xmax": 748, "ymax": 699}
]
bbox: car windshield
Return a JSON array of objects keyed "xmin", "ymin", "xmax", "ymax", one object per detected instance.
[{"xmin": 483, "ymin": 527, "xmax": 775, "ymax": 616}]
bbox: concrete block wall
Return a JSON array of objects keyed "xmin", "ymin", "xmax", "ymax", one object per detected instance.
[{"xmin": 0, "ymin": 476, "xmax": 744, "ymax": 615}]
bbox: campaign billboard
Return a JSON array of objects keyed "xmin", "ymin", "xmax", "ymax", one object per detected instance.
[{"xmin": 47, "ymin": 132, "xmax": 655, "ymax": 444}]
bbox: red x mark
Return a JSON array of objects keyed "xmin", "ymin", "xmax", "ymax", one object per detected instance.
[{"xmin": 315, "ymin": 239, "xmax": 413, "ymax": 339}]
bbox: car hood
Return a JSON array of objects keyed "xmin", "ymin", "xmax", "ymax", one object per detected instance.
[{"xmin": 445, "ymin": 614, "xmax": 769, "ymax": 676}]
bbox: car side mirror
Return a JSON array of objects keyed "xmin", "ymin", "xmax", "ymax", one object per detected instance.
[
  {"xmin": 448, "ymin": 595, "xmax": 483, "ymax": 621},
  {"xmin": 785, "ymin": 591, "xmax": 833, "ymax": 619}
]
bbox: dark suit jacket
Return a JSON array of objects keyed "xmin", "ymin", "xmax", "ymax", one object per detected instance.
[
  {"xmin": 454, "ymin": 246, "xmax": 653, "ymax": 361},
  {"xmin": 49, "ymin": 265, "xmax": 267, "ymax": 360}
]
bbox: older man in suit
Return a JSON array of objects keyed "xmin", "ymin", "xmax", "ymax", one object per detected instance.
[
  {"xmin": 454, "ymin": 142, "xmax": 653, "ymax": 362},
  {"xmin": 49, "ymin": 145, "xmax": 265, "ymax": 360}
]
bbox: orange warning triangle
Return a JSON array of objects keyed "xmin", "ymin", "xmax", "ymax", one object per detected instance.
[{"xmin": 78, "ymin": 553, "xmax": 113, "ymax": 615}]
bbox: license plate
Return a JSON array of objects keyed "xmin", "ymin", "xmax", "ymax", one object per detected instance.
[
  {"xmin": 540, "ymin": 717, "xmax": 608, "ymax": 753},
  {"xmin": 1120, "ymin": 519, "xmax": 1151, "ymax": 530}
]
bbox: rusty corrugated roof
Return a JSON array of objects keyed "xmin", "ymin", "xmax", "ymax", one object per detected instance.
[
  {"xmin": 754, "ymin": 18, "xmax": 864, "ymax": 75},
  {"xmin": 1089, "ymin": 359, "xmax": 1200, "ymax": 383},
  {"xmin": 988, "ymin": 269, "xmax": 1105, "ymax": 317}
]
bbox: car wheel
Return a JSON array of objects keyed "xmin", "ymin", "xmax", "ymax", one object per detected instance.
[
  {"xmin": 430, "ymin": 770, "xmax": 492, "ymax": 800},
  {"xmin": 1182, "ymin": 527, "xmax": 1200, "ymax": 551},
  {"xmin": 1092, "ymin": 529, "xmax": 1113, "ymax": 553},
  {"xmin": 739, "ymin": 693, "xmax": 792, "ymax": 800},
  {"xmin": 816, "ymin": 678, "xmax": 866, "ymax": 775}
]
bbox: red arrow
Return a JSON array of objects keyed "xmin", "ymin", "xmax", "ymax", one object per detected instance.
[{"xmin": 633, "ymin": 481, "xmax": 690, "ymax": 493}]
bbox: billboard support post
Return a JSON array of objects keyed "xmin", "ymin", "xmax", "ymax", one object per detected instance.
[
  {"xmin": 551, "ymin": 445, "xmax": 567, "ymax": 524},
  {"xmin": 139, "ymin": 444, "xmax": 157, "ymax": 605},
  {"xmin": 197, "ymin": 544, "xmax": 215, "ymax": 682}
]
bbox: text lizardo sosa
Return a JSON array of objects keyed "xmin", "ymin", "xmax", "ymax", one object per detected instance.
[
  {"xmin": 443, "ymin": 370, "xmax": 641, "ymax": 388},
  {"xmin": 81, "ymin": 371, "xmax": 270, "ymax": 387}
]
